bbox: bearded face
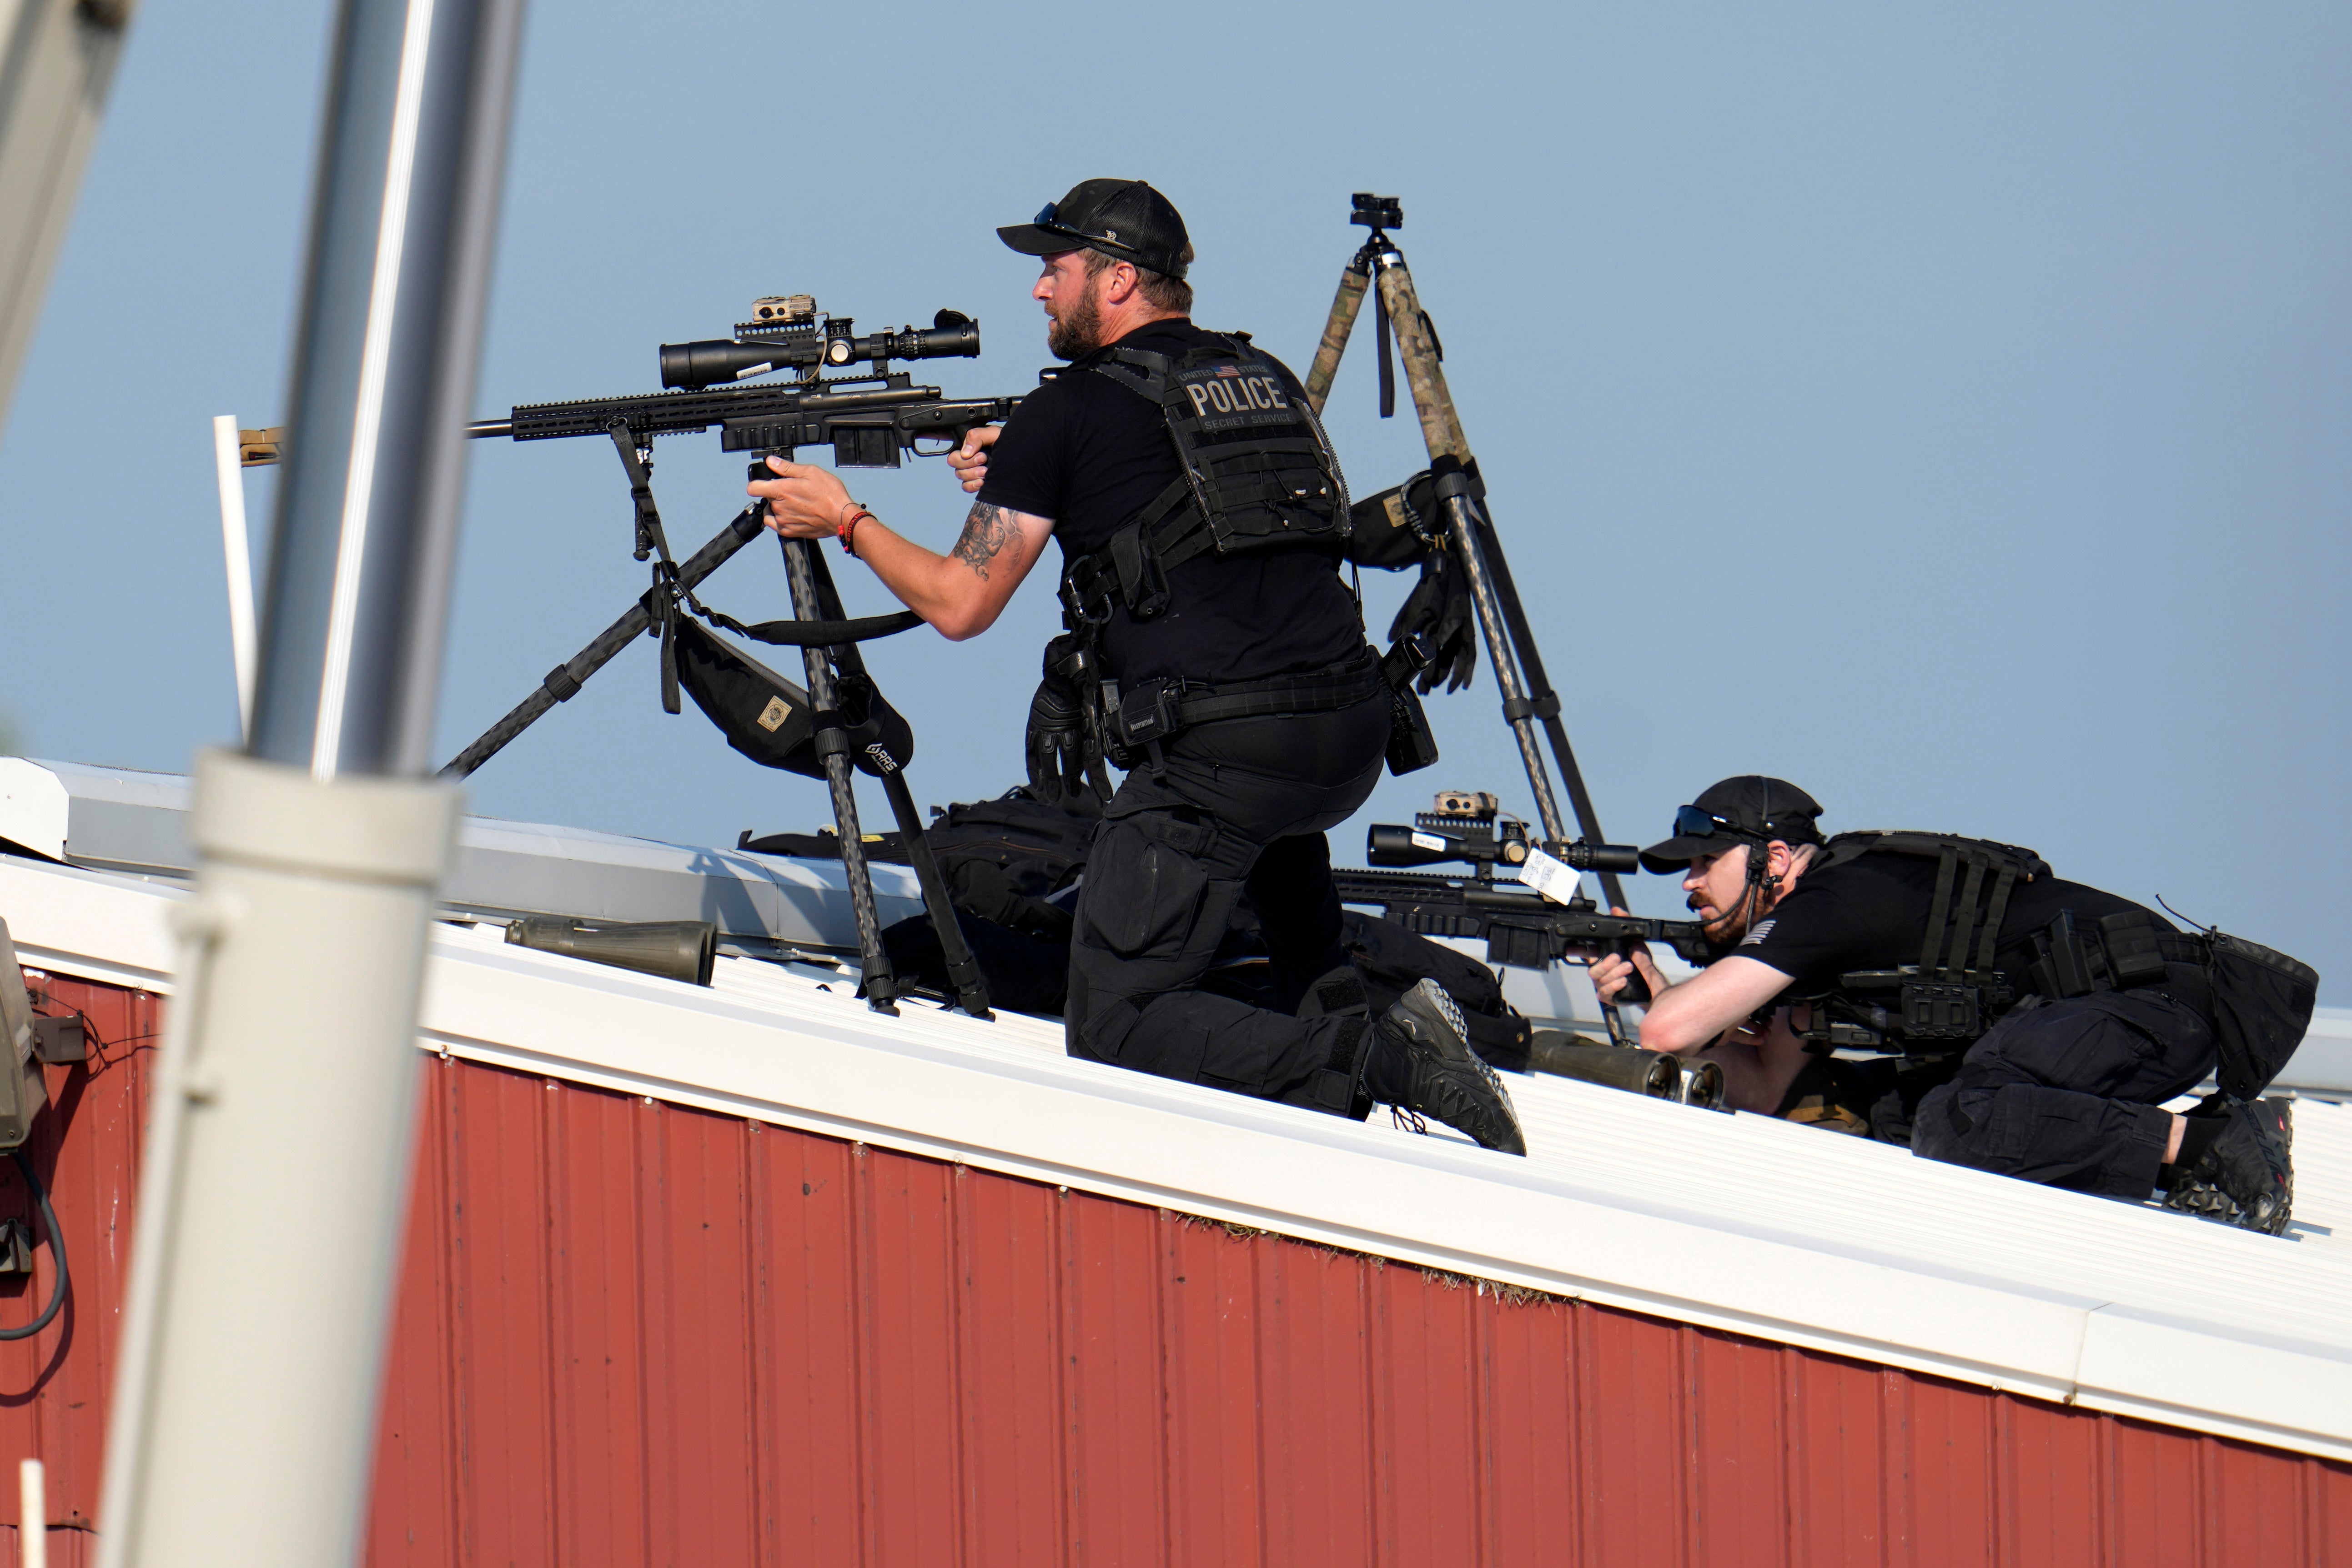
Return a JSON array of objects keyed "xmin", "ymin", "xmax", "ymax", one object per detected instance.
[
  {"xmin": 1684, "ymin": 842, "xmax": 1783, "ymax": 943},
  {"xmin": 1046, "ymin": 265, "xmax": 1109, "ymax": 360}
]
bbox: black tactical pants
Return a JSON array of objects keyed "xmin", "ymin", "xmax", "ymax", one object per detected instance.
[
  {"xmin": 1911, "ymin": 991, "xmax": 2216, "ymax": 1199},
  {"xmin": 1065, "ymin": 692, "xmax": 1390, "ymax": 1114}
]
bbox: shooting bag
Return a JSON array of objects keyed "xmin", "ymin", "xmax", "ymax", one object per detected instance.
[{"xmin": 669, "ymin": 616, "xmax": 912, "ymax": 780}]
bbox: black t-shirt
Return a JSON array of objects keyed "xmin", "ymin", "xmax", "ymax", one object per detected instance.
[
  {"xmin": 1734, "ymin": 851, "xmax": 2169, "ymax": 992},
  {"xmin": 978, "ymin": 319, "xmax": 1366, "ymax": 686}
]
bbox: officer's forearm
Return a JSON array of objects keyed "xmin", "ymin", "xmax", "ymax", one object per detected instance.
[
  {"xmin": 841, "ymin": 520, "xmax": 995, "ymax": 640},
  {"xmin": 849, "ymin": 499, "xmax": 1041, "ymax": 641},
  {"xmin": 1637, "ymin": 955, "xmax": 1793, "ymax": 1057}
]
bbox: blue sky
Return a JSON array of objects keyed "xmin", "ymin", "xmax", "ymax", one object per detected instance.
[{"xmin": 3, "ymin": 1, "xmax": 2346, "ymax": 993}]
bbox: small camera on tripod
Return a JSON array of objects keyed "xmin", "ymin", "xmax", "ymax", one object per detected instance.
[{"xmin": 1351, "ymin": 193, "xmax": 1402, "ymax": 231}]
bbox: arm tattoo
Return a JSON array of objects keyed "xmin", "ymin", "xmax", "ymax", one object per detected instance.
[{"xmin": 950, "ymin": 501, "xmax": 1020, "ymax": 579}]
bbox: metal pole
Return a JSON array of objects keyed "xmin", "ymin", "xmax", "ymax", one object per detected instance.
[
  {"xmin": 96, "ymin": 2, "xmax": 524, "ymax": 1566},
  {"xmin": 0, "ymin": 0, "xmax": 140, "ymax": 437}
]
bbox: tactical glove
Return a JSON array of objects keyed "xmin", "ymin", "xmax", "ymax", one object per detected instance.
[{"xmin": 1388, "ymin": 548, "xmax": 1478, "ymax": 694}]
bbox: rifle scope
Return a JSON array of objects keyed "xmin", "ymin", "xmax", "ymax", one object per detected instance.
[
  {"xmin": 661, "ymin": 309, "xmax": 980, "ymax": 391},
  {"xmin": 1367, "ymin": 823, "xmax": 1639, "ymax": 875}
]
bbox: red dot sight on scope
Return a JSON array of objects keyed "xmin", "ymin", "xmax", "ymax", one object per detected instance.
[{"xmin": 659, "ymin": 300, "xmax": 981, "ymax": 391}]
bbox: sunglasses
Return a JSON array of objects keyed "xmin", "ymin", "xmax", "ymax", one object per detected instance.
[
  {"xmin": 1032, "ymin": 201, "xmax": 1142, "ymax": 260},
  {"xmin": 1672, "ymin": 804, "xmax": 1759, "ymax": 842}
]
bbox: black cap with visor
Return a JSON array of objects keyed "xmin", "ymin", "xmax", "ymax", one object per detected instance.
[
  {"xmin": 1638, "ymin": 776, "xmax": 1826, "ymax": 874},
  {"xmin": 998, "ymin": 178, "xmax": 1191, "ymax": 280}
]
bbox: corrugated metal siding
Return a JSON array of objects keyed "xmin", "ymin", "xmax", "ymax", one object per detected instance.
[
  {"xmin": 4, "ymin": 972, "xmax": 2351, "ymax": 1566},
  {"xmin": 0, "ymin": 972, "xmax": 158, "ymax": 1568}
]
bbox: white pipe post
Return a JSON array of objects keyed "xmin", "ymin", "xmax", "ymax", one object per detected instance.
[
  {"xmin": 93, "ymin": 2, "xmax": 525, "ymax": 1566},
  {"xmin": 211, "ymin": 416, "xmax": 258, "ymax": 741},
  {"xmin": 18, "ymin": 1458, "xmax": 44, "ymax": 1568}
]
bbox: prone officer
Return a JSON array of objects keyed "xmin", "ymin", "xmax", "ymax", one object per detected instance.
[
  {"xmin": 753, "ymin": 179, "xmax": 1525, "ymax": 1155},
  {"xmin": 1587, "ymin": 776, "xmax": 2295, "ymax": 1231}
]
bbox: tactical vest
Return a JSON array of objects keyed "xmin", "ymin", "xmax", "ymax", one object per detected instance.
[
  {"xmin": 1784, "ymin": 831, "xmax": 2204, "ymax": 1057},
  {"xmin": 1057, "ymin": 332, "xmax": 1352, "ymax": 634},
  {"xmin": 1033, "ymin": 332, "xmax": 1381, "ymax": 787}
]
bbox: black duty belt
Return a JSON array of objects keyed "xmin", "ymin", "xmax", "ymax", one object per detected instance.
[{"xmin": 1104, "ymin": 647, "xmax": 1384, "ymax": 757}]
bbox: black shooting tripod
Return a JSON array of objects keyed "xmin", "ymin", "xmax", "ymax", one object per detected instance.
[
  {"xmin": 1308, "ymin": 194, "xmax": 1638, "ymax": 1041},
  {"xmin": 439, "ymin": 421, "xmax": 992, "ymax": 1019}
]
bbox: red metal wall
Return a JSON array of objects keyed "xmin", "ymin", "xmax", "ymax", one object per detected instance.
[{"xmin": 4, "ymin": 969, "xmax": 2350, "ymax": 1567}]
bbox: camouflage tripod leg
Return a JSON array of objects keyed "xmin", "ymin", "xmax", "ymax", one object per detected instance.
[
  {"xmin": 1302, "ymin": 264, "xmax": 1371, "ymax": 416},
  {"xmin": 1367, "ymin": 255, "xmax": 1627, "ymax": 906},
  {"xmin": 1370, "ymin": 252, "xmax": 1636, "ymax": 1043}
]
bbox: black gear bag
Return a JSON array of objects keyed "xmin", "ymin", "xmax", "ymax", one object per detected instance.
[
  {"xmin": 669, "ymin": 616, "xmax": 913, "ymax": 779},
  {"xmin": 2203, "ymin": 929, "xmax": 2319, "ymax": 1101}
]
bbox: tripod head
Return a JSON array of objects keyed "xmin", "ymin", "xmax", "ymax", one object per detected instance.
[
  {"xmin": 660, "ymin": 296, "xmax": 981, "ymax": 391},
  {"xmin": 1351, "ymin": 192, "xmax": 1403, "ymax": 234}
]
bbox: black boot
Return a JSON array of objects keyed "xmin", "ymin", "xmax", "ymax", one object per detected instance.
[
  {"xmin": 2162, "ymin": 1098, "xmax": 2292, "ymax": 1236},
  {"xmin": 1367, "ymin": 980, "xmax": 1528, "ymax": 1155}
]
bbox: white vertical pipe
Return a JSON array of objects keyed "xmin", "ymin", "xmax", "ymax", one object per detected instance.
[
  {"xmin": 94, "ymin": 0, "xmax": 523, "ymax": 1563},
  {"xmin": 211, "ymin": 416, "xmax": 258, "ymax": 741},
  {"xmin": 19, "ymin": 1458, "xmax": 44, "ymax": 1568}
]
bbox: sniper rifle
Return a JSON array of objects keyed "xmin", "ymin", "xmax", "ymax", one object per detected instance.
[
  {"xmin": 1333, "ymin": 791, "xmax": 1710, "ymax": 994},
  {"xmin": 467, "ymin": 296, "xmax": 1018, "ymax": 475}
]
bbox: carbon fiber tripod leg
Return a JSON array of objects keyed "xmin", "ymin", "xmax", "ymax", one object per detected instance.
[
  {"xmin": 792, "ymin": 546, "xmax": 990, "ymax": 1018},
  {"xmin": 438, "ymin": 506, "xmax": 767, "ymax": 778},
  {"xmin": 876, "ymin": 769, "xmax": 994, "ymax": 1019},
  {"xmin": 779, "ymin": 536, "xmax": 898, "ymax": 1013}
]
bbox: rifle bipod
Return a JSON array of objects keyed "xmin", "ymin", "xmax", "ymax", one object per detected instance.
[
  {"xmin": 1306, "ymin": 193, "xmax": 1633, "ymax": 1045},
  {"xmin": 435, "ymin": 435, "xmax": 992, "ymax": 1020}
]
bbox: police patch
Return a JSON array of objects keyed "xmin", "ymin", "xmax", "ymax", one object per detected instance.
[
  {"xmin": 1176, "ymin": 361, "xmax": 1294, "ymax": 428},
  {"xmin": 1740, "ymin": 918, "xmax": 1776, "ymax": 947}
]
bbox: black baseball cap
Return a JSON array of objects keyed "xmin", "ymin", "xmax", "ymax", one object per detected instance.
[
  {"xmin": 998, "ymin": 179, "xmax": 1191, "ymax": 279},
  {"xmin": 1639, "ymin": 776, "xmax": 1826, "ymax": 873}
]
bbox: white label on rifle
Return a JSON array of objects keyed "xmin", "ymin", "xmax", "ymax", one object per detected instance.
[
  {"xmin": 1518, "ymin": 845, "xmax": 1581, "ymax": 905},
  {"xmin": 1410, "ymin": 831, "xmax": 1447, "ymax": 853}
]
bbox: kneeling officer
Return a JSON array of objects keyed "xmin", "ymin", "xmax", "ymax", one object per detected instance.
[
  {"xmin": 1590, "ymin": 776, "xmax": 2307, "ymax": 1231},
  {"xmin": 754, "ymin": 179, "xmax": 1524, "ymax": 1154}
]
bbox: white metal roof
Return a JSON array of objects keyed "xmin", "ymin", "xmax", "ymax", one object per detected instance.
[
  {"xmin": 5, "ymin": 844, "xmax": 2351, "ymax": 1464},
  {"xmin": 0, "ymin": 756, "xmax": 925, "ymax": 954}
]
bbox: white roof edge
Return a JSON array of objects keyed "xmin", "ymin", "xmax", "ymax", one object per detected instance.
[
  {"xmin": 0, "ymin": 756, "xmax": 926, "ymax": 952},
  {"xmin": 7, "ymin": 852, "xmax": 2352, "ymax": 1463}
]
